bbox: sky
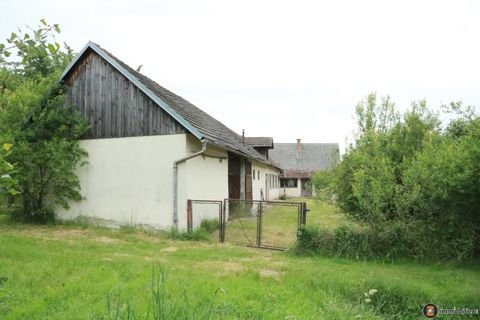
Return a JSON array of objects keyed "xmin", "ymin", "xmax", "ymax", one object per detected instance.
[{"xmin": 1, "ymin": 0, "xmax": 479, "ymax": 152}]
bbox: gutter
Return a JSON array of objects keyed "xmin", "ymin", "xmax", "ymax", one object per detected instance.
[{"xmin": 172, "ymin": 139, "xmax": 226, "ymax": 229}]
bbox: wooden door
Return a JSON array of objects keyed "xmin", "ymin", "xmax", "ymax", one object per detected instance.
[
  {"xmin": 245, "ymin": 161, "xmax": 253, "ymax": 201},
  {"xmin": 228, "ymin": 155, "xmax": 241, "ymax": 199}
]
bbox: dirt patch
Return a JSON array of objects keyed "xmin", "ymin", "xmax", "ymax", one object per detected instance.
[
  {"xmin": 112, "ymin": 253, "xmax": 131, "ymax": 258},
  {"xmin": 199, "ymin": 261, "xmax": 245, "ymax": 275},
  {"xmin": 258, "ymin": 269, "xmax": 282, "ymax": 280},
  {"xmin": 14, "ymin": 228, "xmax": 89, "ymax": 242},
  {"xmin": 160, "ymin": 247, "xmax": 178, "ymax": 253},
  {"xmin": 52, "ymin": 229, "xmax": 88, "ymax": 237},
  {"xmin": 134, "ymin": 233, "xmax": 162, "ymax": 243},
  {"xmin": 94, "ymin": 236, "xmax": 124, "ymax": 244}
]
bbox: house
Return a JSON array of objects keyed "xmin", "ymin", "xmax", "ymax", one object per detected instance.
[
  {"xmin": 269, "ymin": 139, "xmax": 339, "ymax": 197},
  {"xmin": 57, "ymin": 41, "xmax": 281, "ymax": 230}
]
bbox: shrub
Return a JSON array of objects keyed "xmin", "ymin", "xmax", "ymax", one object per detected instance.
[
  {"xmin": 168, "ymin": 227, "xmax": 209, "ymax": 241},
  {"xmin": 325, "ymin": 94, "xmax": 479, "ymax": 261},
  {"xmin": 200, "ymin": 218, "xmax": 219, "ymax": 233},
  {"xmin": 295, "ymin": 221, "xmax": 475, "ymax": 262}
]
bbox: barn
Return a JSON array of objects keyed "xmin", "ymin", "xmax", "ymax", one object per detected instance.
[{"xmin": 57, "ymin": 41, "xmax": 281, "ymax": 230}]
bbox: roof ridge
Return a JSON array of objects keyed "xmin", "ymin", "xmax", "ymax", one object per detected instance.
[{"xmin": 60, "ymin": 41, "xmax": 271, "ymax": 164}]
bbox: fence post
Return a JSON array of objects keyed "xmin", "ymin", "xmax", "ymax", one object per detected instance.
[
  {"xmin": 302, "ymin": 202, "xmax": 307, "ymax": 225},
  {"xmin": 187, "ymin": 199, "xmax": 192, "ymax": 232},
  {"xmin": 221, "ymin": 199, "xmax": 227, "ymax": 243},
  {"xmin": 257, "ymin": 202, "xmax": 263, "ymax": 248},
  {"xmin": 218, "ymin": 201, "xmax": 224, "ymax": 243}
]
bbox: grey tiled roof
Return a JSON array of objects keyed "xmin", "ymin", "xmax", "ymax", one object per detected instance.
[
  {"xmin": 244, "ymin": 137, "xmax": 274, "ymax": 148},
  {"xmin": 269, "ymin": 143, "xmax": 340, "ymax": 175},
  {"xmin": 102, "ymin": 49, "xmax": 269, "ymax": 162},
  {"xmin": 62, "ymin": 42, "xmax": 272, "ymax": 164}
]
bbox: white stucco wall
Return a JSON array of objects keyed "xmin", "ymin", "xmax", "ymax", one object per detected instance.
[
  {"xmin": 280, "ymin": 178, "xmax": 302, "ymax": 198},
  {"xmin": 57, "ymin": 134, "xmax": 188, "ymax": 229},
  {"xmin": 252, "ymin": 160, "xmax": 281, "ymax": 201},
  {"xmin": 57, "ymin": 133, "xmax": 277, "ymax": 230},
  {"xmin": 181, "ymin": 137, "xmax": 228, "ymax": 229}
]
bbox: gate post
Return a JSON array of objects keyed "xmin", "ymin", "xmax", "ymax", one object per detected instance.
[
  {"xmin": 221, "ymin": 199, "xmax": 227, "ymax": 243},
  {"xmin": 187, "ymin": 199, "xmax": 193, "ymax": 232},
  {"xmin": 301, "ymin": 202, "xmax": 307, "ymax": 225},
  {"xmin": 257, "ymin": 202, "xmax": 263, "ymax": 248},
  {"xmin": 219, "ymin": 201, "xmax": 224, "ymax": 243}
]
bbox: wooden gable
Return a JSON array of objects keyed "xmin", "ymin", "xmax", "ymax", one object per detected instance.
[{"xmin": 64, "ymin": 50, "xmax": 186, "ymax": 139}]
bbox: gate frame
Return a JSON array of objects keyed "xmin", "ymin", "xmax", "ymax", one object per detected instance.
[
  {"xmin": 187, "ymin": 199, "xmax": 223, "ymax": 242},
  {"xmin": 186, "ymin": 198, "xmax": 308, "ymax": 250},
  {"xmin": 221, "ymin": 198, "xmax": 307, "ymax": 250}
]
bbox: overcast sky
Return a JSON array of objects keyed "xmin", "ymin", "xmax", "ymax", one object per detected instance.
[{"xmin": 1, "ymin": 0, "xmax": 479, "ymax": 151}]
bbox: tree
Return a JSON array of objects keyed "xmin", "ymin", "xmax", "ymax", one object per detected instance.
[
  {"xmin": 317, "ymin": 93, "xmax": 479, "ymax": 260},
  {"xmin": 0, "ymin": 20, "xmax": 88, "ymax": 223},
  {"xmin": 0, "ymin": 143, "xmax": 18, "ymax": 196}
]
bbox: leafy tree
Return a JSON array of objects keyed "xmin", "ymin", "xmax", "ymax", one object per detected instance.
[
  {"xmin": 0, "ymin": 143, "xmax": 18, "ymax": 196},
  {"xmin": 0, "ymin": 20, "xmax": 88, "ymax": 223},
  {"xmin": 315, "ymin": 93, "xmax": 479, "ymax": 260}
]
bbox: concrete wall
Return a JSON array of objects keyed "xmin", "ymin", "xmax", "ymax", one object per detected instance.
[
  {"xmin": 252, "ymin": 160, "xmax": 281, "ymax": 201},
  {"xmin": 57, "ymin": 134, "xmax": 188, "ymax": 229}
]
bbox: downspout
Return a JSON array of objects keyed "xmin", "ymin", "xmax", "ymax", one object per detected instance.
[{"xmin": 173, "ymin": 139, "xmax": 208, "ymax": 229}]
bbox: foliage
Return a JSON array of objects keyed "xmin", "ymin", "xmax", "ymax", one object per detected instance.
[
  {"xmin": 0, "ymin": 143, "xmax": 18, "ymax": 196},
  {"xmin": 295, "ymin": 222, "xmax": 475, "ymax": 262},
  {"xmin": 168, "ymin": 227, "xmax": 210, "ymax": 241},
  {"xmin": 200, "ymin": 218, "xmax": 220, "ymax": 233},
  {"xmin": 315, "ymin": 93, "xmax": 479, "ymax": 260},
  {"xmin": 0, "ymin": 20, "xmax": 88, "ymax": 223}
]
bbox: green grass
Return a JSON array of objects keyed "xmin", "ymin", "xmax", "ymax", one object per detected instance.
[{"xmin": 0, "ymin": 203, "xmax": 479, "ymax": 319}]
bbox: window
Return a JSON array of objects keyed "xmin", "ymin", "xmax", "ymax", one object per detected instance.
[
  {"xmin": 280, "ymin": 178, "xmax": 297, "ymax": 188},
  {"xmin": 253, "ymin": 169, "xmax": 255, "ymax": 180},
  {"xmin": 258, "ymin": 170, "xmax": 260, "ymax": 180}
]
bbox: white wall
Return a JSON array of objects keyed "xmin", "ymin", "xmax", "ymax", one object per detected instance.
[
  {"xmin": 181, "ymin": 137, "xmax": 228, "ymax": 229},
  {"xmin": 57, "ymin": 133, "xmax": 276, "ymax": 230},
  {"xmin": 252, "ymin": 160, "xmax": 281, "ymax": 201},
  {"xmin": 280, "ymin": 178, "xmax": 302, "ymax": 198},
  {"xmin": 57, "ymin": 134, "xmax": 188, "ymax": 229}
]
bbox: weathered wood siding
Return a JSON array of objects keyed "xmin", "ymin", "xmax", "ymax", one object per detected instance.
[{"xmin": 64, "ymin": 50, "xmax": 186, "ymax": 139}]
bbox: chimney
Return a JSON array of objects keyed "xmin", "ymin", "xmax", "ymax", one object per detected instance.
[
  {"xmin": 242, "ymin": 129, "xmax": 245, "ymax": 144},
  {"xmin": 296, "ymin": 139, "xmax": 302, "ymax": 159}
]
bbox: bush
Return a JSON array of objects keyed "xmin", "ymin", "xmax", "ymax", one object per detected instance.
[
  {"xmin": 200, "ymin": 218, "xmax": 219, "ymax": 233},
  {"xmin": 168, "ymin": 227, "xmax": 209, "ymax": 241},
  {"xmin": 295, "ymin": 222, "xmax": 476, "ymax": 262},
  {"xmin": 323, "ymin": 94, "xmax": 480, "ymax": 261}
]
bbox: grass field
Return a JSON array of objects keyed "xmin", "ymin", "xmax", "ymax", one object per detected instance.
[{"xmin": 0, "ymin": 200, "xmax": 479, "ymax": 319}]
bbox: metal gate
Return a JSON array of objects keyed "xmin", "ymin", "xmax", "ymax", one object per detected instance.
[
  {"xmin": 222, "ymin": 199, "xmax": 307, "ymax": 250},
  {"xmin": 187, "ymin": 198, "xmax": 307, "ymax": 250}
]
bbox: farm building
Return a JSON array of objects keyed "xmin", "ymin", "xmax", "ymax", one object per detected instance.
[
  {"xmin": 57, "ymin": 41, "xmax": 281, "ymax": 230},
  {"xmin": 269, "ymin": 139, "xmax": 340, "ymax": 197}
]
